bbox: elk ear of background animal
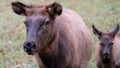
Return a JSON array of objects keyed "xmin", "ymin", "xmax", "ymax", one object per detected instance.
[
  {"xmin": 11, "ymin": 1, "xmax": 29, "ymax": 16},
  {"xmin": 46, "ymin": 2, "xmax": 62, "ymax": 18},
  {"xmin": 111, "ymin": 24, "xmax": 119, "ymax": 37},
  {"xmin": 92, "ymin": 25, "xmax": 102, "ymax": 39}
]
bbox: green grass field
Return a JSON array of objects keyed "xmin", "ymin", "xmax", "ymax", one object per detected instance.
[{"xmin": 0, "ymin": 0, "xmax": 120, "ymax": 68}]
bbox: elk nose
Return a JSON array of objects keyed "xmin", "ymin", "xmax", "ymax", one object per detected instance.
[
  {"xmin": 103, "ymin": 53, "xmax": 110, "ymax": 59},
  {"xmin": 23, "ymin": 41, "xmax": 37, "ymax": 52}
]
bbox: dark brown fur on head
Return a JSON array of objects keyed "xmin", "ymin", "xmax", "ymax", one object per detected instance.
[
  {"xmin": 11, "ymin": 1, "xmax": 62, "ymax": 18},
  {"xmin": 11, "ymin": 1, "xmax": 63, "ymax": 55},
  {"xmin": 92, "ymin": 24, "xmax": 119, "ymax": 68}
]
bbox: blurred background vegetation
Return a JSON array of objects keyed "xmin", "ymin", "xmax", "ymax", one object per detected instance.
[{"xmin": 0, "ymin": 0, "xmax": 120, "ymax": 68}]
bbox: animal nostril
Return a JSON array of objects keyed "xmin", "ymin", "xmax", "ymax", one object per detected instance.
[
  {"xmin": 104, "ymin": 53, "xmax": 110, "ymax": 56},
  {"xmin": 103, "ymin": 53, "xmax": 110, "ymax": 59},
  {"xmin": 24, "ymin": 42, "xmax": 36, "ymax": 49},
  {"xmin": 26, "ymin": 42, "xmax": 32, "ymax": 47},
  {"xmin": 105, "ymin": 52, "xmax": 109, "ymax": 55}
]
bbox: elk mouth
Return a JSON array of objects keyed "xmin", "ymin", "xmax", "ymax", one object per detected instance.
[
  {"xmin": 24, "ymin": 45, "xmax": 41, "ymax": 55},
  {"xmin": 103, "ymin": 54, "xmax": 110, "ymax": 59},
  {"xmin": 24, "ymin": 47, "xmax": 36, "ymax": 55},
  {"xmin": 26, "ymin": 51, "xmax": 35, "ymax": 55},
  {"xmin": 102, "ymin": 55, "xmax": 111, "ymax": 63},
  {"xmin": 23, "ymin": 41, "xmax": 39, "ymax": 55},
  {"xmin": 23, "ymin": 45, "xmax": 38, "ymax": 55}
]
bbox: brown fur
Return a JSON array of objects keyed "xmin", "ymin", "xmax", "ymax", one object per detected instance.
[
  {"xmin": 12, "ymin": 2, "xmax": 92, "ymax": 68},
  {"xmin": 93, "ymin": 25, "xmax": 120, "ymax": 68},
  {"xmin": 96, "ymin": 41, "xmax": 115, "ymax": 68},
  {"xmin": 113, "ymin": 34, "xmax": 120, "ymax": 68},
  {"xmin": 96, "ymin": 34, "xmax": 120, "ymax": 68}
]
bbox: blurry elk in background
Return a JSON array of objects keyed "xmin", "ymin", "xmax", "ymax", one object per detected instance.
[
  {"xmin": 92, "ymin": 24, "xmax": 120, "ymax": 68},
  {"xmin": 11, "ymin": 1, "xmax": 92, "ymax": 68}
]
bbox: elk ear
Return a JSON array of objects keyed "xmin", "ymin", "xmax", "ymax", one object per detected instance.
[
  {"xmin": 92, "ymin": 25, "xmax": 102, "ymax": 39},
  {"xmin": 111, "ymin": 24, "xmax": 119, "ymax": 37},
  {"xmin": 11, "ymin": 1, "xmax": 29, "ymax": 16},
  {"xmin": 46, "ymin": 2, "xmax": 62, "ymax": 19}
]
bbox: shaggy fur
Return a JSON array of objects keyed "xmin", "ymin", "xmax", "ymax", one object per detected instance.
[{"xmin": 11, "ymin": 2, "xmax": 92, "ymax": 68}]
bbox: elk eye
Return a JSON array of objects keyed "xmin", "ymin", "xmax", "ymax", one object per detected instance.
[
  {"xmin": 110, "ymin": 42, "xmax": 113, "ymax": 45},
  {"xmin": 100, "ymin": 43, "xmax": 104, "ymax": 46},
  {"xmin": 45, "ymin": 21, "xmax": 49, "ymax": 25},
  {"xmin": 44, "ymin": 19, "xmax": 50, "ymax": 25}
]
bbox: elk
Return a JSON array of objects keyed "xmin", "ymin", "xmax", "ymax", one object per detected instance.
[
  {"xmin": 92, "ymin": 24, "xmax": 120, "ymax": 68},
  {"xmin": 11, "ymin": 1, "xmax": 92, "ymax": 68}
]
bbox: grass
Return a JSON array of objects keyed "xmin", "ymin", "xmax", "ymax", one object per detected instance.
[{"xmin": 0, "ymin": 0, "xmax": 120, "ymax": 68}]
